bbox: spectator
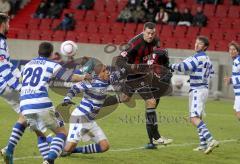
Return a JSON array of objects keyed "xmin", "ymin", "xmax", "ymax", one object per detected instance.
[
  {"xmin": 165, "ymin": 0, "xmax": 176, "ymax": 13},
  {"xmin": 147, "ymin": 0, "xmax": 157, "ymax": 9},
  {"xmin": 127, "ymin": 0, "xmax": 141, "ymax": 8},
  {"xmin": 131, "ymin": 5, "xmax": 145, "ymax": 23},
  {"xmin": 55, "ymin": 0, "xmax": 69, "ymax": 8},
  {"xmin": 156, "ymin": 0, "xmax": 165, "ymax": 9},
  {"xmin": 196, "ymin": 0, "xmax": 207, "ymax": 4},
  {"xmin": 9, "ymin": 0, "xmax": 22, "ymax": 18},
  {"xmin": 77, "ymin": 0, "xmax": 94, "ymax": 10},
  {"xmin": 33, "ymin": 1, "xmax": 48, "ymax": 18},
  {"xmin": 155, "ymin": 7, "xmax": 169, "ymax": 24},
  {"xmin": 53, "ymin": 13, "xmax": 75, "ymax": 31},
  {"xmin": 145, "ymin": 7, "xmax": 156, "ymax": 22},
  {"xmin": 197, "ymin": 0, "xmax": 220, "ymax": 4},
  {"xmin": 117, "ymin": 6, "xmax": 132, "ymax": 23},
  {"xmin": 142, "ymin": 0, "xmax": 157, "ymax": 12},
  {"xmin": 192, "ymin": 7, "xmax": 207, "ymax": 27},
  {"xmin": 232, "ymin": 0, "xmax": 240, "ymax": 5},
  {"xmin": 178, "ymin": 7, "xmax": 193, "ymax": 26},
  {"xmin": 46, "ymin": 2, "xmax": 63, "ymax": 19},
  {"xmin": 0, "ymin": 0, "xmax": 11, "ymax": 14},
  {"xmin": 168, "ymin": 7, "xmax": 181, "ymax": 25}
]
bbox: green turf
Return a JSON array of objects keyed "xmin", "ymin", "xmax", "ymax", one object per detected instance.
[{"xmin": 0, "ymin": 93, "xmax": 240, "ymax": 164}]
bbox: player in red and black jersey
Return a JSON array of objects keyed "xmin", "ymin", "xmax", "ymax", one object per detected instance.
[
  {"xmin": 105, "ymin": 22, "xmax": 173, "ymax": 149},
  {"xmin": 123, "ymin": 26, "xmax": 160, "ymax": 64}
]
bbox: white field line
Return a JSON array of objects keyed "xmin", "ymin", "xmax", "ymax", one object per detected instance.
[{"xmin": 0, "ymin": 139, "xmax": 238, "ymax": 162}]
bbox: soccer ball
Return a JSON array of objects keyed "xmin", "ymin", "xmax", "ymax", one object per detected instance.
[{"xmin": 60, "ymin": 40, "xmax": 78, "ymax": 56}]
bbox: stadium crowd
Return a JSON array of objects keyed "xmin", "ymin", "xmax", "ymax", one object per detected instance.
[
  {"xmin": 117, "ymin": 0, "xmax": 208, "ymax": 27},
  {"xmin": 0, "ymin": 0, "xmax": 29, "ymax": 18}
]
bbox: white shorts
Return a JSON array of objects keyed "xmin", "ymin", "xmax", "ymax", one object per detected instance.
[
  {"xmin": 24, "ymin": 108, "xmax": 64, "ymax": 133},
  {"xmin": 234, "ymin": 96, "xmax": 240, "ymax": 112},
  {"xmin": 67, "ymin": 109, "xmax": 107, "ymax": 143},
  {"xmin": 2, "ymin": 86, "xmax": 20, "ymax": 113},
  {"xmin": 189, "ymin": 88, "xmax": 208, "ymax": 117}
]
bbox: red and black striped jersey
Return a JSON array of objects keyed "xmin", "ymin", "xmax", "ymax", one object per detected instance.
[{"xmin": 121, "ymin": 33, "xmax": 160, "ymax": 64}]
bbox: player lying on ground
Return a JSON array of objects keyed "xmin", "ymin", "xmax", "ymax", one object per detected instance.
[
  {"xmin": 59, "ymin": 63, "xmax": 126, "ymax": 156},
  {"xmin": 170, "ymin": 35, "xmax": 219, "ymax": 154}
]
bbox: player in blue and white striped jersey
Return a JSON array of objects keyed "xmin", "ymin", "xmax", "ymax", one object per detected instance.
[
  {"xmin": 171, "ymin": 36, "xmax": 219, "ymax": 154},
  {"xmin": 0, "ymin": 14, "xmax": 21, "ymax": 111},
  {"xmin": 61, "ymin": 64, "xmax": 120, "ymax": 155},
  {"xmin": 19, "ymin": 42, "xmax": 85, "ymax": 164},
  {"xmin": 0, "ymin": 13, "xmax": 27, "ymax": 164},
  {"xmin": 224, "ymin": 41, "xmax": 240, "ymax": 120}
]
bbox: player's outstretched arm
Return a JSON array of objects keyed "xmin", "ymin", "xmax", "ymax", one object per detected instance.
[
  {"xmin": 70, "ymin": 73, "xmax": 92, "ymax": 82},
  {"xmin": 62, "ymin": 82, "xmax": 87, "ymax": 106},
  {"xmin": 170, "ymin": 56, "xmax": 199, "ymax": 73}
]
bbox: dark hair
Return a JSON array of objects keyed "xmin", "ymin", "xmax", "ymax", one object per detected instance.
[
  {"xmin": 197, "ymin": 35, "xmax": 209, "ymax": 48},
  {"xmin": 229, "ymin": 41, "xmax": 240, "ymax": 53},
  {"xmin": 0, "ymin": 13, "xmax": 9, "ymax": 24},
  {"xmin": 144, "ymin": 22, "xmax": 156, "ymax": 30},
  {"xmin": 38, "ymin": 42, "xmax": 54, "ymax": 57}
]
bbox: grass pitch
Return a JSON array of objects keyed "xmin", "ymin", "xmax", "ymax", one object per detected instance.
[{"xmin": 0, "ymin": 91, "xmax": 240, "ymax": 164}]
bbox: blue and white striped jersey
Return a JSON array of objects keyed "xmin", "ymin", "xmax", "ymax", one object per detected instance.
[
  {"xmin": 20, "ymin": 56, "xmax": 62, "ymax": 115},
  {"xmin": 171, "ymin": 51, "xmax": 214, "ymax": 91},
  {"xmin": 0, "ymin": 34, "xmax": 21, "ymax": 94},
  {"xmin": 231, "ymin": 55, "xmax": 240, "ymax": 96},
  {"xmin": 65, "ymin": 78, "xmax": 109, "ymax": 120}
]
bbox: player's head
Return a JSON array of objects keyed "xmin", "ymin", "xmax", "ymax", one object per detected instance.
[
  {"xmin": 38, "ymin": 42, "xmax": 54, "ymax": 58},
  {"xmin": 143, "ymin": 22, "xmax": 156, "ymax": 43},
  {"xmin": 94, "ymin": 64, "xmax": 109, "ymax": 81},
  {"xmin": 0, "ymin": 13, "xmax": 10, "ymax": 35},
  {"xmin": 194, "ymin": 35, "xmax": 209, "ymax": 52},
  {"xmin": 228, "ymin": 41, "xmax": 240, "ymax": 59}
]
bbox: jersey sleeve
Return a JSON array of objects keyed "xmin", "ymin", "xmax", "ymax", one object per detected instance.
[
  {"xmin": 65, "ymin": 82, "xmax": 91, "ymax": 99},
  {"xmin": 9, "ymin": 62, "xmax": 21, "ymax": 79},
  {"xmin": 0, "ymin": 58, "xmax": 21, "ymax": 91},
  {"xmin": 171, "ymin": 56, "xmax": 199, "ymax": 73},
  {"xmin": 53, "ymin": 63, "xmax": 74, "ymax": 81}
]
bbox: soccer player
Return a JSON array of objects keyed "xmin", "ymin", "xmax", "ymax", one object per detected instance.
[
  {"xmin": 19, "ymin": 42, "xmax": 85, "ymax": 164},
  {"xmin": 224, "ymin": 41, "xmax": 240, "ymax": 120},
  {"xmin": 61, "ymin": 64, "xmax": 122, "ymax": 156},
  {"xmin": 104, "ymin": 22, "xmax": 173, "ymax": 149},
  {"xmin": 170, "ymin": 36, "xmax": 219, "ymax": 154},
  {"xmin": 0, "ymin": 13, "xmax": 27, "ymax": 164}
]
